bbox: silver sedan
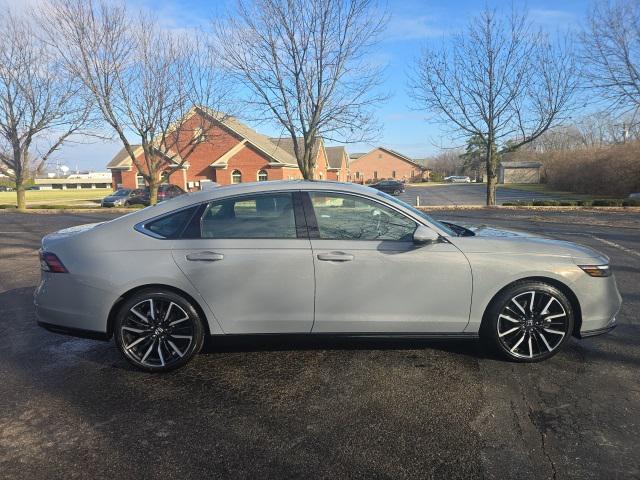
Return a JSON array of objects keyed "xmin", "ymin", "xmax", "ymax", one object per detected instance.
[{"xmin": 35, "ymin": 181, "xmax": 622, "ymax": 371}]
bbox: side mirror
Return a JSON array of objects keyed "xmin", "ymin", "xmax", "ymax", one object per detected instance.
[{"xmin": 413, "ymin": 225, "xmax": 440, "ymax": 245}]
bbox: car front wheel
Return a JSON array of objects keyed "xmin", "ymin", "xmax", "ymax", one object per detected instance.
[
  {"xmin": 114, "ymin": 289, "xmax": 204, "ymax": 372},
  {"xmin": 481, "ymin": 281, "xmax": 574, "ymax": 362}
]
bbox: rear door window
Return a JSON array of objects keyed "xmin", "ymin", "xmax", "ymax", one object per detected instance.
[{"xmin": 199, "ymin": 193, "xmax": 297, "ymax": 239}]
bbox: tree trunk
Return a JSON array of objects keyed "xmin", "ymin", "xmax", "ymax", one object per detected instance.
[
  {"xmin": 485, "ymin": 142, "xmax": 498, "ymax": 206},
  {"xmin": 16, "ymin": 184, "xmax": 26, "ymax": 211},
  {"xmin": 148, "ymin": 180, "xmax": 159, "ymax": 206}
]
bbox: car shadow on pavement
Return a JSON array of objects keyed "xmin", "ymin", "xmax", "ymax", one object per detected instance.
[{"xmin": 202, "ymin": 334, "xmax": 493, "ymax": 360}]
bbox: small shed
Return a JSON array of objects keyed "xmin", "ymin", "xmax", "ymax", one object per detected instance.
[{"xmin": 498, "ymin": 161, "xmax": 542, "ymax": 184}]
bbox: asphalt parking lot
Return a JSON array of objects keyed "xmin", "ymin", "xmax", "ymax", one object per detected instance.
[
  {"xmin": 399, "ymin": 183, "xmax": 558, "ymax": 206},
  {"xmin": 0, "ymin": 209, "xmax": 638, "ymax": 479}
]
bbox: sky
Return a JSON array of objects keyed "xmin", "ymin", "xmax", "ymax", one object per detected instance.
[{"xmin": 14, "ymin": 0, "xmax": 590, "ymax": 172}]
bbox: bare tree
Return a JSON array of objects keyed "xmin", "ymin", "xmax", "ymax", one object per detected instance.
[
  {"xmin": 582, "ymin": 0, "xmax": 640, "ymax": 113},
  {"xmin": 216, "ymin": 0, "xmax": 388, "ymax": 179},
  {"xmin": 410, "ymin": 8, "xmax": 576, "ymax": 205},
  {"xmin": 0, "ymin": 10, "xmax": 90, "ymax": 210},
  {"xmin": 43, "ymin": 0, "xmax": 231, "ymax": 204}
]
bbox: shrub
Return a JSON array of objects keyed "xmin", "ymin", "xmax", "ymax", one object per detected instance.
[
  {"xmin": 558, "ymin": 200, "xmax": 577, "ymax": 206},
  {"xmin": 623, "ymin": 198, "xmax": 640, "ymax": 206},
  {"xmin": 591, "ymin": 199, "xmax": 623, "ymax": 206},
  {"xmin": 542, "ymin": 142, "xmax": 640, "ymax": 197},
  {"xmin": 532, "ymin": 200, "xmax": 560, "ymax": 206}
]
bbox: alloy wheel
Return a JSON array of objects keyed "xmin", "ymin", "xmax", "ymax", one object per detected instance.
[
  {"xmin": 496, "ymin": 290, "xmax": 569, "ymax": 359},
  {"xmin": 120, "ymin": 298, "xmax": 195, "ymax": 369}
]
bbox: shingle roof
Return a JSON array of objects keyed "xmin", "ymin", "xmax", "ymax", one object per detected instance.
[
  {"xmin": 324, "ymin": 146, "xmax": 347, "ymax": 169},
  {"xmin": 106, "ymin": 145, "xmax": 141, "ymax": 169},
  {"xmin": 500, "ymin": 161, "xmax": 542, "ymax": 168},
  {"xmin": 268, "ymin": 136, "xmax": 321, "ymax": 163},
  {"xmin": 106, "ymin": 107, "xmax": 300, "ymax": 169},
  {"xmin": 350, "ymin": 147, "xmax": 425, "ymax": 170}
]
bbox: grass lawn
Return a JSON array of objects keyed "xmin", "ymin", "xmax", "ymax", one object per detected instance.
[
  {"xmin": 497, "ymin": 183, "xmax": 600, "ymax": 200},
  {"xmin": 0, "ymin": 188, "xmax": 113, "ymax": 207}
]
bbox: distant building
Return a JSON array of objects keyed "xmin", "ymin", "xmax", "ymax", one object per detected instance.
[
  {"xmin": 34, "ymin": 172, "xmax": 112, "ymax": 190},
  {"xmin": 348, "ymin": 147, "xmax": 429, "ymax": 183},
  {"xmin": 106, "ymin": 107, "xmax": 348, "ymax": 190},
  {"xmin": 498, "ymin": 161, "xmax": 542, "ymax": 184}
]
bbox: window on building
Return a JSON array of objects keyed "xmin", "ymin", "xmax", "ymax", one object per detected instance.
[
  {"xmin": 319, "ymin": 172, "xmax": 323, "ymax": 180},
  {"xmin": 231, "ymin": 170, "xmax": 242, "ymax": 184},
  {"xmin": 193, "ymin": 127, "xmax": 205, "ymax": 143},
  {"xmin": 392, "ymin": 171, "xmax": 396, "ymax": 178},
  {"xmin": 197, "ymin": 193, "xmax": 296, "ymax": 239},
  {"xmin": 136, "ymin": 174, "xmax": 145, "ymax": 188},
  {"xmin": 257, "ymin": 170, "xmax": 268, "ymax": 182},
  {"xmin": 355, "ymin": 172, "xmax": 360, "ymax": 180},
  {"xmin": 308, "ymin": 192, "xmax": 417, "ymax": 241},
  {"xmin": 373, "ymin": 171, "xmax": 378, "ymax": 179}
]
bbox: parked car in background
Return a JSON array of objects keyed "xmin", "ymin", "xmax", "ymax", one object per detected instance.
[
  {"xmin": 0, "ymin": 185, "xmax": 14, "ymax": 192},
  {"xmin": 124, "ymin": 184, "xmax": 185, "ymax": 206},
  {"xmin": 101, "ymin": 188, "xmax": 133, "ymax": 207},
  {"xmin": 369, "ymin": 179, "xmax": 405, "ymax": 195},
  {"xmin": 444, "ymin": 176, "xmax": 471, "ymax": 183},
  {"xmin": 35, "ymin": 180, "xmax": 621, "ymax": 372}
]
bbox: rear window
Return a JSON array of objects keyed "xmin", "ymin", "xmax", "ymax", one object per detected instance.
[{"xmin": 144, "ymin": 206, "xmax": 198, "ymax": 239}]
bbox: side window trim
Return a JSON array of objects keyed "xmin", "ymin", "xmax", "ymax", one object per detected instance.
[
  {"xmin": 182, "ymin": 191, "xmax": 303, "ymax": 240},
  {"xmin": 299, "ymin": 191, "xmax": 320, "ymax": 239},
  {"xmin": 304, "ymin": 190, "xmax": 418, "ymax": 242}
]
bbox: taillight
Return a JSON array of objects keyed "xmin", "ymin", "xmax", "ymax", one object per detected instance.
[{"xmin": 39, "ymin": 251, "xmax": 68, "ymax": 273}]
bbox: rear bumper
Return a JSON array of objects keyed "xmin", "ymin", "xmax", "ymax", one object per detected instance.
[
  {"xmin": 34, "ymin": 271, "xmax": 115, "ymax": 335},
  {"xmin": 37, "ymin": 320, "xmax": 110, "ymax": 341},
  {"xmin": 578, "ymin": 319, "xmax": 617, "ymax": 338}
]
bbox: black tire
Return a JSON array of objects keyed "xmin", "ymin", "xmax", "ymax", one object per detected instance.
[
  {"xmin": 114, "ymin": 289, "xmax": 205, "ymax": 372},
  {"xmin": 481, "ymin": 281, "xmax": 574, "ymax": 362},
  {"xmin": 393, "ymin": 189, "xmax": 401, "ymax": 195}
]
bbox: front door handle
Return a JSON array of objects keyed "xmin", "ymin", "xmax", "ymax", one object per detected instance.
[
  {"xmin": 317, "ymin": 252, "xmax": 355, "ymax": 262},
  {"xmin": 186, "ymin": 251, "xmax": 224, "ymax": 262}
]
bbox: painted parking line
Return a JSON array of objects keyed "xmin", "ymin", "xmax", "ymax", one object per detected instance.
[{"xmin": 542, "ymin": 231, "xmax": 640, "ymax": 259}]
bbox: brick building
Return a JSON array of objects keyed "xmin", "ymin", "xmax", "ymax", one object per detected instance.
[
  {"xmin": 107, "ymin": 107, "xmax": 347, "ymax": 190},
  {"xmin": 348, "ymin": 147, "xmax": 428, "ymax": 183}
]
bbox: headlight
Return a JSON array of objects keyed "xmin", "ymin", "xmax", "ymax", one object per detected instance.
[{"xmin": 579, "ymin": 264, "xmax": 611, "ymax": 277}]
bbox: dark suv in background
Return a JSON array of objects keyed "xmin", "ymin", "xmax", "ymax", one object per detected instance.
[
  {"xmin": 102, "ymin": 184, "xmax": 185, "ymax": 207},
  {"xmin": 127, "ymin": 184, "xmax": 185, "ymax": 206},
  {"xmin": 368, "ymin": 179, "xmax": 406, "ymax": 196}
]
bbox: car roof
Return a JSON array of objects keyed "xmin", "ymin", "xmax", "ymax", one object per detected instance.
[{"xmin": 107, "ymin": 180, "xmax": 453, "ymax": 236}]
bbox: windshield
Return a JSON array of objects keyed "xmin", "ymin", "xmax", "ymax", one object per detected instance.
[
  {"xmin": 376, "ymin": 190, "xmax": 456, "ymax": 236},
  {"xmin": 113, "ymin": 189, "xmax": 131, "ymax": 196}
]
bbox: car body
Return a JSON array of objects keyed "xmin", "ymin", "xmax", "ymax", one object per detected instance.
[
  {"xmin": 0, "ymin": 185, "xmax": 14, "ymax": 192},
  {"xmin": 124, "ymin": 184, "xmax": 185, "ymax": 206},
  {"xmin": 35, "ymin": 180, "xmax": 621, "ymax": 371},
  {"xmin": 101, "ymin": 188, "xmax": 134, "ymax": 207},
  {"xmin": 444, "ymin": 175, "xmax": 471, "ymax": 183},
  {"xmin": 368, "ymin": 180, "xmax": 406, "ymax": 195}
]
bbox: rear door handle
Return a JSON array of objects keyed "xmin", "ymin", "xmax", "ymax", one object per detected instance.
[
  {"xmin": 186, "ymin": 251, "xmax": 224, "ymax": 262},
  {"xmin": 317, "ymin": 252, "xmax": 355, "ymax": 262}
]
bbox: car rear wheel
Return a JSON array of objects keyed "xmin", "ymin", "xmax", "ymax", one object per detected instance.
[
  {"xmin": 481, "ymin": 281, "xmax": 574, "ymax": 362},
  {"xmin": 114, "ymin": 289, "xmax": 204, "ymax": 372}
]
